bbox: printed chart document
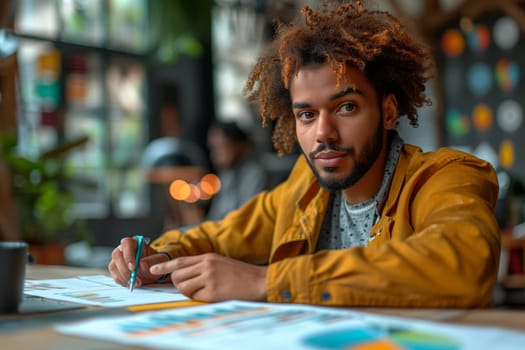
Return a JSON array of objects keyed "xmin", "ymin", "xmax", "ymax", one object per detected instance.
[
  {"xmin": 56, "ymin": 300, "xmax": 525, "ymax": 350},
  {"xmin": 24, "ymin": 275, "xmax": 189, "ymax": 307}
]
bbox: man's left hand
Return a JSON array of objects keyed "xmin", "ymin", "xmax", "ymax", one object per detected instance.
[{"xmin": 149, "ymin": 253, "xmax": 268, "ymax": 302}]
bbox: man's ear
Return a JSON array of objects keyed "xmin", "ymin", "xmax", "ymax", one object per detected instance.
[{"xmin": 382, "ymin": 94, "xmax": 398, "ymax": 130}]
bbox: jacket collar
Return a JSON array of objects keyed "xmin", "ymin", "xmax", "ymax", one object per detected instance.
[{"xmin": 380, "ymin": 143, "xmax": 419, "ymax": 217}]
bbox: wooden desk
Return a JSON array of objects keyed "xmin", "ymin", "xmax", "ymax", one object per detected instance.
[{"xmin": 1, "ymin": 265, "xmax": 524, "ymax": 350}]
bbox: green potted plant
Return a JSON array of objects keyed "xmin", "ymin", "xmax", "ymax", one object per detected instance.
[{"xmin": 0, "ymin": 131, "xmax": 93, "ymax": 264}]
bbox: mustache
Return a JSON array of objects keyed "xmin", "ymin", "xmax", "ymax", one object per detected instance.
[{"xmin": 309, "ymin": 144, "xmax": 354, "ymax": 159}]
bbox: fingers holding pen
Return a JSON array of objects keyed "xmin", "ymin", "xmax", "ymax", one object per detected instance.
[
  {"xmin": 108, "ymin": 237, "xmax": 139, "ymax": 286},
  {"xmin": 109, "ymin": 243, "xmax": 131, "ymax": 286},
  {"xmin": 121, "ymin": 237, "xmax": 139, "ymax": 269},
  {"xmin": 108, "ymin": 237, "xmax": 159, "ymax": 287}
]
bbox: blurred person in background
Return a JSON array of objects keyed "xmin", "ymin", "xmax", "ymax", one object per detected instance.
[
  {"xmin": 142, "ymin": 101, "xmax": 209, "ymax": 230},
  {"xmin": 109, "ymin": 0, "xmax": 500, "ymax": 308},
  {"xmin": 205, "ymin": 120, "xmax": 267, "ymax": 221},
  {"xmin": 142, "ymin": 102, "xmax": 208, "ymax": 170}
]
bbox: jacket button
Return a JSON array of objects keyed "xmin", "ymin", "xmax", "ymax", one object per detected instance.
[
  {"xmin": 321, "ymin": 291, "xmax": 331, "ymax": 301},
  {"xmin": 280, "ymin": 290, "xmax": 292, "ymax": 301}
]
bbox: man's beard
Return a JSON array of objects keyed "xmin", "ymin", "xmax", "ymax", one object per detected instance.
[{"xmin": 306, "ymin": 118, "xmax": 384, "ymax": 192}]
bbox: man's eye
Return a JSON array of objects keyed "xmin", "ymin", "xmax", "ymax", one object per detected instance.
[
  {"xmin": 296, "ymin": 111, "xmax": 315, "ymax": 121},
  {"xmin": 339, "ymin": 103, "xmax": 356, "ymax": 113}
]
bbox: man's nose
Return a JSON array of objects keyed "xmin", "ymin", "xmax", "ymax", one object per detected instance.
[{"xmin": 315, "ymin": 111, "xmax": 338, "ymax": 144}]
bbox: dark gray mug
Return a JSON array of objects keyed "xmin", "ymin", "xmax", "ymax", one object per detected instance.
[{"xmin": 0, "ymin": 241, "xmax": 28, "ymax": 314}]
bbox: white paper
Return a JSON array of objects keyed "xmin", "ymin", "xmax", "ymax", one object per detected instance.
[
  {"xmin": 24, "ymin": 275, "xmax": 189, "ymax": 307},
  {"xmin": 56, "ymin": 300, "xmax": 525, "ymax": 350}
]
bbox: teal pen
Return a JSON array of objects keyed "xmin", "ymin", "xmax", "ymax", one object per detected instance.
[{"xmin": 129, "ymin": 235, "xmax": 144, "ymax": 292}]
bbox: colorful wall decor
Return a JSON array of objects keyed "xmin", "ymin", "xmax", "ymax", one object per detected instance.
[{"xmin": 439, "ymin": 12, "xmax": 525, "ymax": 182}]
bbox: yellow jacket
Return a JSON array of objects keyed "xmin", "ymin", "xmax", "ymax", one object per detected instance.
[{"xmin": 152, "ymin": 144, "xmax": 500, "ymax": 307}]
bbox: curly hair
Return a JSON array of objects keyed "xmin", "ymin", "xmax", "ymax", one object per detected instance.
[{"xmin": 243, "ymin": 0, "xmax": 435, "ymax": 155}]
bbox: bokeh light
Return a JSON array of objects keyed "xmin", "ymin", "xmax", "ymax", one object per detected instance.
[
  {"xmin": 499, "ymin": 139, "xmax": 515, "ymax": 170},
  {"xmin": 168, "ymin": 173, "xmax": 222, "ymax": 203},
  {"xmin": 495, "ymin": 59, "xmax": 520, "ymax": 92},
  {"xmin": 170, "ymin": 179, "xmax": 191, "ymax": 201},
  {"xmin": 472, "ymin": 104, "xmax": 493, "ymax": 132},
  {"xmin": 441, "ymin": 28, "xmax": 465, "ymax": 57},
  {"xmin": 200, "ymin": 173, "xmax": 221, "ymax": 195},
  {"xmin": 446, "ymin": 109, "xmax": 470, "ymax": 137},
  {"xmin": 186, "ymin": 184, "xmax": 201, "ymax": 203}
]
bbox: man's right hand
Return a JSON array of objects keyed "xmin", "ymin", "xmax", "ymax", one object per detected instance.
[{"xmin": 108, "ymin": 237, "xmax": 171, "ymax": 289}]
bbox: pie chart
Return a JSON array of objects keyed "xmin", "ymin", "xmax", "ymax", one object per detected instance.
[{"xmin": 302, "ymin": 326, "xmax": 460, "ymax": 350}]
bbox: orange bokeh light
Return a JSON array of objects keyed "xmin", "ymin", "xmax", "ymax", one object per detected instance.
[
  {"xmin": 169, "ymin": 174, "xmax": 222, "ymax": 202},
  {"xmin": 200, "ymin": 173, "xmax": 221, "ymax": 195},
  {"xmin": 200, "ymin": 181, "xmax": 215, "ymax": 196},
  {"xmin": 186, "ymin": 184, "xmax": 201, "ymax": 203},
  {"xmin": 169, "ymin": 179, "xmax": 191, "ymax": 201}
]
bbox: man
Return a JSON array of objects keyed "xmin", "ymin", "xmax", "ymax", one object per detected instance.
[{"xmin": 109, "ymin": 0, "xmax": 500, "ymax": 307}]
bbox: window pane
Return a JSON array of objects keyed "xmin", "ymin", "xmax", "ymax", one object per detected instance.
[
  {"xmin": 106, "ymin": 57, "xmax": 148, "ymax": 218},
  {"xmin": 60, "ymin": 0, "xmax": 105, "ymax": 45},
  {"xmin": 15, "ymin": 0, "xmax": 59, "ymax": 38},
  {"xmin": 108, "ymin": 0, "xmax": 149, "ymax": 52},
  {"xmin": 64, "ymin": 110, "xmax": 109, "ymax": 218}
]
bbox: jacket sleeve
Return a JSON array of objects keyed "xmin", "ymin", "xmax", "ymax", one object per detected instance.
[{"xmin": 266, "ymin": 152, "xmax": 501, "ymax": 307}]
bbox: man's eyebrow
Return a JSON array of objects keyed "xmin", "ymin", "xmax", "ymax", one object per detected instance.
[
  {"xmin": 292, "ymin": 87, "xmax": 362, "ymax": 109},
  {"xmin": 330, "ymin": 87, "xmax": 361, "ymax": 100},
  {"xmin": 292, "ymin": 102, "xmax": 310, "ymax": 109}
]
